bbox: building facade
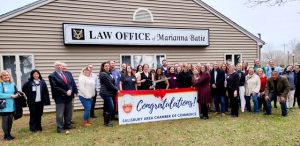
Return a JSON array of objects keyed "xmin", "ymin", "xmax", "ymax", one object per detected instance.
[{"xmin": 0, "ymin": 0, "xmax": 264, "ymax": 112}]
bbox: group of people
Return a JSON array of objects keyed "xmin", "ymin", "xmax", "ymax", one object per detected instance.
[{"xmin": 0, "ymin": 59, "xmax": 299, "ymax": 141}]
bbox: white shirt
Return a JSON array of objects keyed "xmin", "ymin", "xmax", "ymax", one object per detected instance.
[
  {"xmin": 34, "ymin": 80, "xmax": 41, "ymax": 102},
  {"xmin": 91, "ymin": 72, "xmax": 100, "ymax": 92},
  {"xmin": 214, "ymin": 70, "xmax": 217, "ymax": 84},
  {"xmin": 78, "ymin": 75, "xmax": 96, "ymax": 98}
]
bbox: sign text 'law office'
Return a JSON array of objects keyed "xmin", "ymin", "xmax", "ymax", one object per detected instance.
[{"xmin": 63, "ymin": 24, "xmax": 209, "ymax": 46}]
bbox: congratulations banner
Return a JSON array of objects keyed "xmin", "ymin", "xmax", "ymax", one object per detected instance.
[{"xmin": 118, "ymin": 88, "xmax": 199, "ymax": 125}]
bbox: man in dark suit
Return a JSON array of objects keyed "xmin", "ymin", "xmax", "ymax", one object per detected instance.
[
  {"xmin": 48, "ymin": 61, "xmax": 75, "ymax": 133},
  {"xmin": 210, "ymin": 63, "xmax": 226, "ymax": 116},
  {"xmin": 62, "ymin": 63, "xmax": 78, "ymax": 124},
  {"xmin": 161, "ymin": 59, "xmax": 168, "ymax": 76},
  {"xmin": 265, "ymin": 71, "xmax": 290, "ymax": 116}
]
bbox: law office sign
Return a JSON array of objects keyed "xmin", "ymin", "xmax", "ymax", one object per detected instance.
[{"xmin": 63, "ymin": 24, "xmax": 209, "ymax": 46}]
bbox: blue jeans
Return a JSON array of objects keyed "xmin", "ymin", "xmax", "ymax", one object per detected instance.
[
  {"xmin": 101, "ymin": 95, "xmax": 115, "ymax": 115},
  {"xmin": 245, "ymin": 93, "xmax": 259, "ymax": 113},
  {"xmin": 266, "ymin": 93, "xmax": 287, "ymax": 116},
  {"xmin": 214, "ymin": 95, "xmax": 225, "ymax": 113},
  {"xmin": 79, "ymin": 96, "xmax": 93, "ymax": 121}
]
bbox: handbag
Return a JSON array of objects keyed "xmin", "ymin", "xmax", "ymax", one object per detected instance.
[{"xmin": 0, "ymin": 82, "xmax": 7, "ymax": 109}]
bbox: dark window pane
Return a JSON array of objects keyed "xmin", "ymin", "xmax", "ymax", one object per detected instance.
[
  {"xmin": 121, "ymin": 56, "xmax": 131, "ymax": 66},
  {"xmin": 234, "ymin": 54, "xmax": 241, "ymax": 66},
  {"xmin": 2, "ymin": 56, "xmax": 17, "ymax": 85},
  {"xmin": 20, "ymin": 55, "xmax": 33, "ymax": 87}
]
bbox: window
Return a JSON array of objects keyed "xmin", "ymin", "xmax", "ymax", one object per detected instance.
[
  {"xmin": 133, "ymin": 8, "xmax": 154, "ymax": 22},
  {"xmin": 120, "ymin": 54, "xmax": 166, "ymax": 69},
  {"xmin": 0, "ymin": 54, "xmax": 34, "ymax": 90},
  {"xmin": 224, "ymin": 53, "xmax": 242, "ymax": 66}
]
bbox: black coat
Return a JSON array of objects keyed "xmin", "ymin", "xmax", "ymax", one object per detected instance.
[
  {"xmin": 99, "ymin": 72, "xmax": 118, "ymax": 97},
  {"xmin": 13, "ymin": 87, "xmax": 27, "ymax": 120},
  {"xmin": 22, "ymin": 79, "xmax": 50, "ymax": 106},
  {"xmin": 210, "ymin": 69, "xmax": 225, "ymax": 96},
  {"xmin": 48, "ymin": 71, "xmax": 73, "ymax": 104},
  {"xmin": 177, "ymin": 71, "xmax": 193, "ymax": 88}
]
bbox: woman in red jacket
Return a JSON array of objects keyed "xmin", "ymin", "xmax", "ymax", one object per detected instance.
[
  {"xmin": 193, "ymin": 65, "xmax": 211, "ymax": 120},
  {"xmin": 257, "ymin": 68, "xmax": 267, "ymax": 111}
]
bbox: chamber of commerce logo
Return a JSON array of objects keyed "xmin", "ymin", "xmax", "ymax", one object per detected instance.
[
  {"xmin": 121, "ymin": 95, "xmax": 134, "ymax": 114},
  {"xmin": 71, "ymin": 28, "xmax": 85, "ymax": 40}
]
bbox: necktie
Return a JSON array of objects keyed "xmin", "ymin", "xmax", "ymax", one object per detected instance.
[{"xmin": 61, "ymin": 73, "xmax": 68, "ymax": 84}]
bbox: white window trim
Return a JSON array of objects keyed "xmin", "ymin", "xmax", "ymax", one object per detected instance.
[
  {"xmin": 120, "ymin": 54, "xmax": 166, "ymax": 68},
  {"xmin": 133, "ymin": 8, "xmax": 154, "ymax": 22},
  {"xmin": 0, "ymin": 54, "xmax": 35, "ymax": 89},
  {"xmin": 224, "ymin": 53, "xmax": 243, "ymax": 66}
]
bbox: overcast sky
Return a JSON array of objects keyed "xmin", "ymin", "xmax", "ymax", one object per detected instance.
[{"xmin": 0, "ymin": 0, "xmax": 299, "ymax": 51}]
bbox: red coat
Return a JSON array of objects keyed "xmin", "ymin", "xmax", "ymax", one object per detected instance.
[
  {"xmin": 260, "ymin": 76, "xmax": 267, "ymax": 92},
  {"xmin": 194, "ymin": 72, "xmax": 211, "ymax": 104}
]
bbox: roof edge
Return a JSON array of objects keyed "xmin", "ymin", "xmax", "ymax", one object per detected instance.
[
  {"xmin": 0, "ymin": 0, "xmax": 56, "ymax": 22},
  {"xmin": 194, "ymin": 0, "xmax": 265, "ymax": 45}
]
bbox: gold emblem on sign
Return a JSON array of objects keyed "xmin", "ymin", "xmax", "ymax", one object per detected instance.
[{"xmin": 72, "ymin": 29, "xmax": 84, "ymax": 40}]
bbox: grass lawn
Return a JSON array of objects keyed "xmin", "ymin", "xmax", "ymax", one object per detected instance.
[{"xmin": 1, "ymin": 107, "xmax": 300, "ymax": 146}]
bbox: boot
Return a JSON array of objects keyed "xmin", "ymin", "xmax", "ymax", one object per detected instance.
[{"xmin": 104, "ymin": 113, "xmax": 113, "ymax": 127}]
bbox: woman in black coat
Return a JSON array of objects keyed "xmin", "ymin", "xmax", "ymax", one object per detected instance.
[
  {"xmin": 99, "ymin": 62, "xmax": 118, "ymax": 127},
  {"xmin": 22, "ymin": 69, "xmax": 50, "ymax": 132}
]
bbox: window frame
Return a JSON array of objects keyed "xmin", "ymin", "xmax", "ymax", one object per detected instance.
[
  {"xmin": 224, "ymin": 53, "xmax": 243, "ymax": 66},
  {"xmin": 120, "ymin": 54, "xmax": 166, "ymax": 69},
  {"xmin": 0, "ymin": 54, "xmax": 35, "ymax": 90},
  {"xmin": 133, "ymin": 8, "xmax": 154, "ymax": 22}
]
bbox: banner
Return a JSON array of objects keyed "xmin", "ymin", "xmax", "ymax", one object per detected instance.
[
  {"xmin": 118, "ymin": 88, "xmax": 199, "ymax": 125},
  {"xmin": 63, "ymin": 24, "xmax": 209, "ymax": 46}
]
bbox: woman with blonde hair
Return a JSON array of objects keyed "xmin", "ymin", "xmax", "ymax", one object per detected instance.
[
  {"xmin": 0, "ymin": 70, "xmax": 19, "ymax": 140},
  {"xmin": 226, "ymin": 64, "xmax": 240, "ymax": 117},
  {"xmin": 245, "ymin": 68, "xmax": 261, "ymax": 113},
  {"xmin": 257, "ymin": 68, "xmax": 267, "ymax": 111},
  {"xmin": 236, "ymin": 64, "xmax": 246, "ymax": 112},
  {"xmin": 78, "ymin": 67, "xmax": 96, "ymax": 126}
]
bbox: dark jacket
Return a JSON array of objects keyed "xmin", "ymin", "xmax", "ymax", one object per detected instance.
[
  {"xmin": 64, "ymin": 71, "xmax": 78, "ymax": 95},
  {"xmin": 22, "ymin": 79, "xmax": 50, "ymax": 106},
  {"xmin": 236, "ymin": 70, "xmax": 246, "ymax": 86},
  {"xmin": 177, "ymin": 71, "xmax": 193, "ymax": 88},
  {"xmin": 226, "ymin": 72, "xmax": 240, "ymax": 91},
  {"xmin": 14, "ymin": 88, "xmax": 27, "ymax": 120},
  {"xmin": 99, "ymin": 72, "xmax": 118, "ymax": 97},
  {"xmin": 265, "ymin": 76, "xmax": 290, "ymax": 98},
  {"xmin": 48, "ymin": 71, "xmax": 73, "ymax": 104},
  {"xmin": 210, "ymin": 69, "xmax": 225, "ymax": 96}
]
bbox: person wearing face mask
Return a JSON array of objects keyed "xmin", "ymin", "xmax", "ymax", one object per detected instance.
[
  {"xmin": 22, "ymin": 69, "xmax": 50, "ymax": 132},
  {"xmin": 281, "ymin": 65, "xmax": 295, "ymax": 109},
  {"xmin": 265, "ymin": 71, "xmax": 290, "ymax": 116},
  {"xmin": 0, "ymin": 70, "xmax": 19, "ymax": 140},
  {"xmin": 244, "ymin": 68, "xmax": 261, "ymax": 113}
]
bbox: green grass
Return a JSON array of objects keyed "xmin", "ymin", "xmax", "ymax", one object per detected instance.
[{"xmin": 1, "ymin": 108, "xmax": 300, "ymax": 146}]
